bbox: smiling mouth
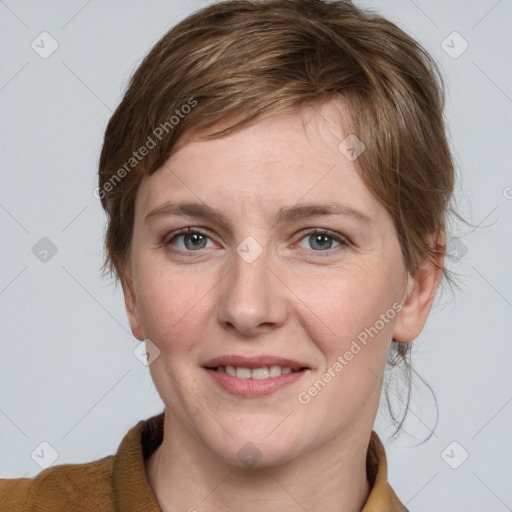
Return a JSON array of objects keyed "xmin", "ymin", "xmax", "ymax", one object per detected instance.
[{"xmin": 206, "ymin": 365, "xmax": 308, "ymax": 379}]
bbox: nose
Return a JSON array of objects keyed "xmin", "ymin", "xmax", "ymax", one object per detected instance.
[{"xmin": 216, "ymin": 247, "xmax": 288, "ymax": 337}]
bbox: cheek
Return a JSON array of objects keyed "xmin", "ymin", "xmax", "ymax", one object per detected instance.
[
  {"xmin": 293, "ymin": 262, "xmax": 400, "ymax": 359},
  {"xmin": 133, "ymin": 257, "xmax": 215, "ymax": 351},
  {"xmin": 293, "ymin": 269, "xmax": 400, "ymax": 427}
]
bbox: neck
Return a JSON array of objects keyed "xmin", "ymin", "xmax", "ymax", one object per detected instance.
[{"xmin": 146, "ymin": 413, "xmax": 372, "ymax": 512}]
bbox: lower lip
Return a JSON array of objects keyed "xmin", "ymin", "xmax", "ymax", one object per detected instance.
[{"xmin": 204, "ymin": 368, "xmax": 308, "ymax": 397}]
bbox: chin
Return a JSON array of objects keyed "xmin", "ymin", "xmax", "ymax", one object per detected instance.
[{"xmin": 206, "ymin": 427, "xmax": 305, "ymax": 469}]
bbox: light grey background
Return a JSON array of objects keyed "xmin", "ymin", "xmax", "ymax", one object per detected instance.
[{"xmin": 1, "ymin": 1, "xmax": 511, "ymax": 510}]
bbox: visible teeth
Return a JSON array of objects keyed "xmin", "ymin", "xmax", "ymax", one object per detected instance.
[
  {"xmin": 236, "ymin": 367, "xmax": 251, "ymax": 379},
  {"xmin": 269, "ymin": 365, "xmax": 282, "ymax": 377},
  {"xmin": 217, "ymin": 365, "xmax": 297, "ymax": 379},
  {"xmin": 251, "ymin": 367, "xmax": 269, "ymax": 379}
]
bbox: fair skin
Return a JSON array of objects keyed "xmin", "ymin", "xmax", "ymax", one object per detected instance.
[{"xmin": 122, "ymin": 101, "xmax": 444, "ymax": 512}]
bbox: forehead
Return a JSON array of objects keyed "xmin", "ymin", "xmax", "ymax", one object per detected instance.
[{"xmin": 136, "ymin": 102, "xmax": 382, "ymax": 224}]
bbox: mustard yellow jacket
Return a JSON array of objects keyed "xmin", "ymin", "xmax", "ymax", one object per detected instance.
[{"xmin": 0, "ymin": 413, "xmax": 408, "ymax": 511}]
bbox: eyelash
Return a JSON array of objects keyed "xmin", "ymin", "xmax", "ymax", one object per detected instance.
[{"xmin": 163, "ymin": 226, "xmax": 349, "ymax": 256}]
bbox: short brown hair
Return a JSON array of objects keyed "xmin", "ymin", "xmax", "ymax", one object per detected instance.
[{"xmin": 98, "ymin": 0, "xmax": 455, "ymax": 432}]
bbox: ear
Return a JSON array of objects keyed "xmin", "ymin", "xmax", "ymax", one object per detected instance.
[
  {"xmin": 121, "ymin": 271, "xmax": 145, "ymax": 341},
  {"xmin": 393, "ymin": 233, "xmax": 446, "ymax": 343}
]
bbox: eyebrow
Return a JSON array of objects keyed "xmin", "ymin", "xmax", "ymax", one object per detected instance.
[{"xmin": 144, "ymin": 200, "xmax": 372, "ymax": 227}]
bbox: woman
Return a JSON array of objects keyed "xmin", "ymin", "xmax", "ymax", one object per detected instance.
[{"xmin": 0, "ymin": 0, "xmax": 454, "ymax": 510}]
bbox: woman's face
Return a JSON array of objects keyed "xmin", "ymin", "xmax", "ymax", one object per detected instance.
[{"xmin": 124, "ymin": 102, "xmax": 422, "ymax": 467}]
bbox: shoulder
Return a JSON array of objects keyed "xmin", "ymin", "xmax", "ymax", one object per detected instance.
[
  {"xmin": 0, "ymin": 455, "xmax": 116, "ymax": 511},
  {"xmin": 0, "ymin": 413, "xmax": 164, "ymax": 511}
]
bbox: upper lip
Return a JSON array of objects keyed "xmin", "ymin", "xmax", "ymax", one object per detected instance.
[{"xmin": 202, "ymin": 355, "xmax": 310, "ymax": 371}]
